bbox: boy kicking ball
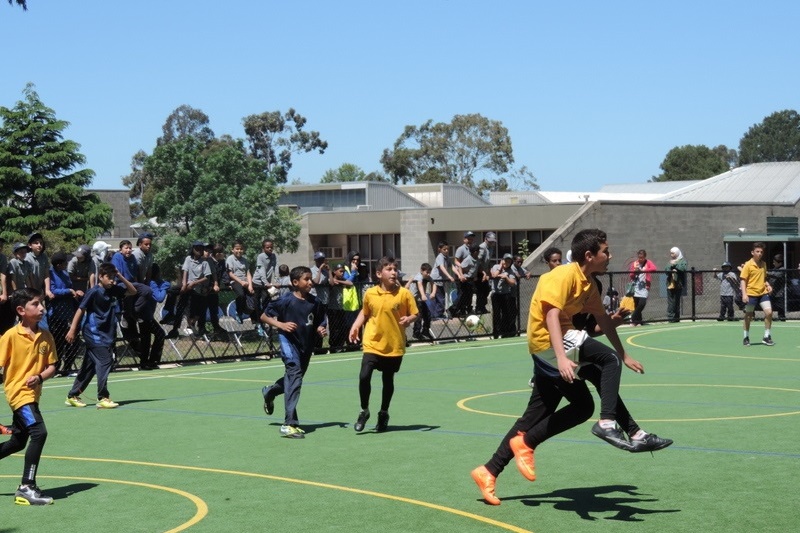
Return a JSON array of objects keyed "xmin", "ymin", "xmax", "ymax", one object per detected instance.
[{"xmin": 0, "ymin": 288, "xmax": 58, "ymax": 505}]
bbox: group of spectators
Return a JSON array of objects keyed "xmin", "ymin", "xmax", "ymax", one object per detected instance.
[
  {"xmin": 0, "ymin": 232, "xmax": 169, "ymax": 372},
  {"xmin": 407, "ymin": 231, "xmax": 529, "ymax": 339}
]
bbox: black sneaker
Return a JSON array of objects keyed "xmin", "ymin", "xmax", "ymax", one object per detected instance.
[
  {"xmin": 591, "ymin": 422, "xmax": 633, "ymax": 451},
  {"xmin": 262, "ymin": 386, "xmax": 276, "ymax": 415},
  {"xmin": 376, "ymin": 410, "xmax": 390, "ymax": 432},
  {"xmin": 743, "ymin": 337, "xmax": 750, "ymax": 346},
  {"xmin": 629, "ymin": 433, "xmax": 673, "ymax": 453},
  {"xmin": 354, "ymin": 409, "xmax": 370, "ymax": 432},
  {"xmin": 165, "ymin": 329, "xmax": 179, "ymax": 340},
  {"xmin": 762, "ymin": 336, "xmax": 775, "ymax": 346},
  {"xmin": 14, "ymin": 484, "xmax": 53, "ymax": 506}
]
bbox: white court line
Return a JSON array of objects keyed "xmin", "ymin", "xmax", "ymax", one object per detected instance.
[{"xmin": 44, "ymin": 338, "xmax": 528, "ymax": 390}]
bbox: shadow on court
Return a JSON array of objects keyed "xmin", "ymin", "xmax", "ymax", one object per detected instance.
[{"xmin": 510, "ymin": 484, "xmax": 681, "ymax": 521}]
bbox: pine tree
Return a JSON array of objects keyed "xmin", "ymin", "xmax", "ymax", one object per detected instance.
[{"xmin": 0, "ymin": 84, "xmax": 112, "ymax": 248}]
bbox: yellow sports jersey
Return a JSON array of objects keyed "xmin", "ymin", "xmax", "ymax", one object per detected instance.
[
  {"xmin": 360, "ymin": 285, "xmax": 418, "ymax": 357},
  {"xmin": 740, "ymin": 258, "xmax": 768, "ymax": 297},
  {"xmin": 527, "ymin": 262, "xmax": 605, "ymax": 354},
  {"xmin": 0, "ymin": 324, "xmax": 58, "ymax": 410}
]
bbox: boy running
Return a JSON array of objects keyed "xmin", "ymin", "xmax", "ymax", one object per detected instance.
[
  {"xmin": 471, "ymin": 229, "xmax": 671, "ymax": 505},
  {"xmin": 349, "ymin": 257, "xmax": 418, "ymax": 432},
  {"xmin": 0, "ymin": 288, "xmax": 58, "ymax": 505},
  {"xmin": 260, "ymin": 266, "xmax": 327, "ymax": 439}
]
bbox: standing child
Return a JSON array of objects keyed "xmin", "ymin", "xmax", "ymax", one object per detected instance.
[
  {"xmin": 429, "ymin": 241, "xmax": 455, "ymax": 319},
  {"xmin": 490, "ymin": 253, "xmax": 518, "ymax": 338},
  {"xmin": 24, "ymin": 233, "xmax": 52, "ymax": 300},
  {"xmin": 0, "ymin": 288, "xmax": 58, "ymax": 505},
  {"xmin": 64, "ymin": 263, "xmax": 136, "ymax": 409},
  {"xmin": 327, "ymin": 263, "xmax": 353, "ymax": 353},
  {"xmin": 349, "ymin": 257, "xmax": 418, "ymax": 433},
  {"xmin": 0, "ymin": 238, "xmax": 14, "ymax": 335},
  {"xmin": 8, "ymin": 243, "xmax": 32, "ymax": 292},
  {"xmin": 740, "ymin": 242, "xmax": 774, "ymax": 346},
  {"xmin": 260, "ymin": 266, "xmax": 327, "ymax": 439},
  {"xmin": 135, "ymin": 263, "xmax": 169, "ymax": 370},
  {"xmin": 48, "ymin": 252, "xmax": 83, "ymax": 376},
  {"xmin": 407, "ymin": 263, "xmax": 433, "ymax": 341},
  {"xmin": 714, "ymin": 261, "xmax": 738, "ymax": 321}
]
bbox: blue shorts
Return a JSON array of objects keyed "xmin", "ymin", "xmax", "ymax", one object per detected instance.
[{"xmin": 745, "ymin": 294, "xmax": 771, "ymax": 312}]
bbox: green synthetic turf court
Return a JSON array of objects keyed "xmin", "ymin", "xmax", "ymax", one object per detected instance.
[{"xmin": 3, "ymin": 322, "xmax": 799, "ymax": 532}]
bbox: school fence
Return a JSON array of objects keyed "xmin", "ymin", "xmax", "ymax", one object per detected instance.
[{"xmin": 29, "ymin": 268, "xmax": 796, "ymax": 374}]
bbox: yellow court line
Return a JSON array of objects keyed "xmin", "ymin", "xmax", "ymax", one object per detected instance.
[
  {"xmin": 1, "ymin": 474, "xmax": 207, "ymax": 533},
  {"xmin": 626, "ymin": 324, "xmax": 800, "ymax": 362},
  {"xmin": 42, "ymin": 455, "xmax": 532, "ymax": 533},
  {"xmin": 458, "ymin": 384, "xmax": 800, "ymax": 423}
]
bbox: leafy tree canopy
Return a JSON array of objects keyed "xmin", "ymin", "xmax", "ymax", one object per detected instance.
[
  {"xmin": 380, "ymin": 113, "xmax": 536, "ymax": 194},
  {"xmin": 0, "ymin": 83, "xmax": 112, "ymax": 248},
  {"xmin": 320, "ymin": 163, "xmax": 388, "ymax": 183},
  {"xmin": 7, "ymin": 0, "xmax": 26, "ymax": 10},
  {"xmin": 651, "ymin": 144, "xmax": 732, "ymax": 182},
  {"xmin": 739, "ymin": 109, "xmax": 800, "ymax": 165},
  {"xmin": 125, "ymin": 106, "xmax": 302, "ymax": 278},
  {"xmin": 157, "ymin": 104, "xmax": 215, "ymax": 146},
  {"xmin": 243, "ymin": 108, "xmax": 328, "ymax": 183}
]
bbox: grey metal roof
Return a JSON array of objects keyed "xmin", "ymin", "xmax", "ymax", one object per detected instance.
[
  {"xmin": 397, "ymin": 183, "xmax": 490, "ymax": 207},
  {"xmin": 598, "ymin": 181, "xmax": 702, "ymax": 194},
  {"xmin": 658, "ymin": 162, "xmax": 800, "ymax": 204}
]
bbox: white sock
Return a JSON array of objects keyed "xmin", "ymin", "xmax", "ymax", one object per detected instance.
[
  {"xmin": 744, "ymin": 330, "xmax": 749, "ymax": 339},
  {"xmin": 764, "ymin": 329, "xmax": 771, "ymax": 337},
  {"xmin": 598, "ymin": 420, "xmax": 616, "ymax": 429},
  {"xmin": 631, "ymin": 430, "xmax": 647, "ymax": 440}
]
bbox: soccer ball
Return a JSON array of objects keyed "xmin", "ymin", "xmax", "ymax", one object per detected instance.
[{"xmin": 464, "ymin": 314, "xmax": 481, "ymax": 330}]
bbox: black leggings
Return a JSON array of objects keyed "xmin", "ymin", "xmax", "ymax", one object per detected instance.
[
  {"xmin": 484, "ymin": 338, "xmax": 627, "ymax": 477},
  {"xmin": 0, "ymin": 403, "xmax": 48, "ymax": 485}
]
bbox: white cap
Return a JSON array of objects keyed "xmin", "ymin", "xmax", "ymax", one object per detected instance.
[{"xmin": 92, "ymin": 241, "xmax": 110, "ymax": 257}]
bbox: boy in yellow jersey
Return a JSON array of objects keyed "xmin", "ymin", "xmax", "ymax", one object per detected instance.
[
  {"xmin": 740, "ymin": 242, "xmax": 774, "ymax": 346},
  {"xmin": 0, "ymin": 288, "xmax": 58, "ymax": 505},
  {"xmin": 349, "ymin": 257, "xmax": 418, "ymax": 432},
  {"xmin": 471, "ymin": 229, "xmax": 671, "ymax": 506}
]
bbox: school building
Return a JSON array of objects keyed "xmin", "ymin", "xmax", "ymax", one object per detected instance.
[
  {"xmin": 275, "ymin": 162, "xmax": 800, "ymax": 276},
  {"xmin": 92, "ymin": 161, "xmax": 800, "ymax": 276}
]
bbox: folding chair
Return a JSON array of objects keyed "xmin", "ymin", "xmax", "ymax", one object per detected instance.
[{"xmin": 220, "ymin": 300, "xmax": 267, "ymax": 357}]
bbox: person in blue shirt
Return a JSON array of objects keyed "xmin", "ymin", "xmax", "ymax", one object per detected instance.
[
  {"xmin": 260, "ymin": 266, "xmax": 327, "ymax": 439},
  {"xmin": 110, "ymin": 240, "xmax": 152, "ymax": 352},
  {"xmin": 47, "ymin": 252, "xmax": 83, "ymax": 376},
  {"xmin": 64, "ymin": 263, "xmax": 136, "ymax": 409},
  {"xmin": 110, "ymin": 240, "xmax": 137, "ymax": 284},
  {"xmin": 133, "ymin": 263, "xmax": 169, "ymax": 370}
]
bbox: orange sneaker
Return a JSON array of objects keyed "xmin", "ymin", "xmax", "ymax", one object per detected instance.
[
  {"xmin": 509, "ymin": 432, "xmax": 536, "ymax": 481},
  {"xmin": 471, "ymin": 466, "xmax": 500, "ymax": 505}
]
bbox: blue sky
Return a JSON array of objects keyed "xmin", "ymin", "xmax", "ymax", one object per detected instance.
[{"xmin": 3, "ymin": 1, "xmax": 799, "ymax": 192}]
